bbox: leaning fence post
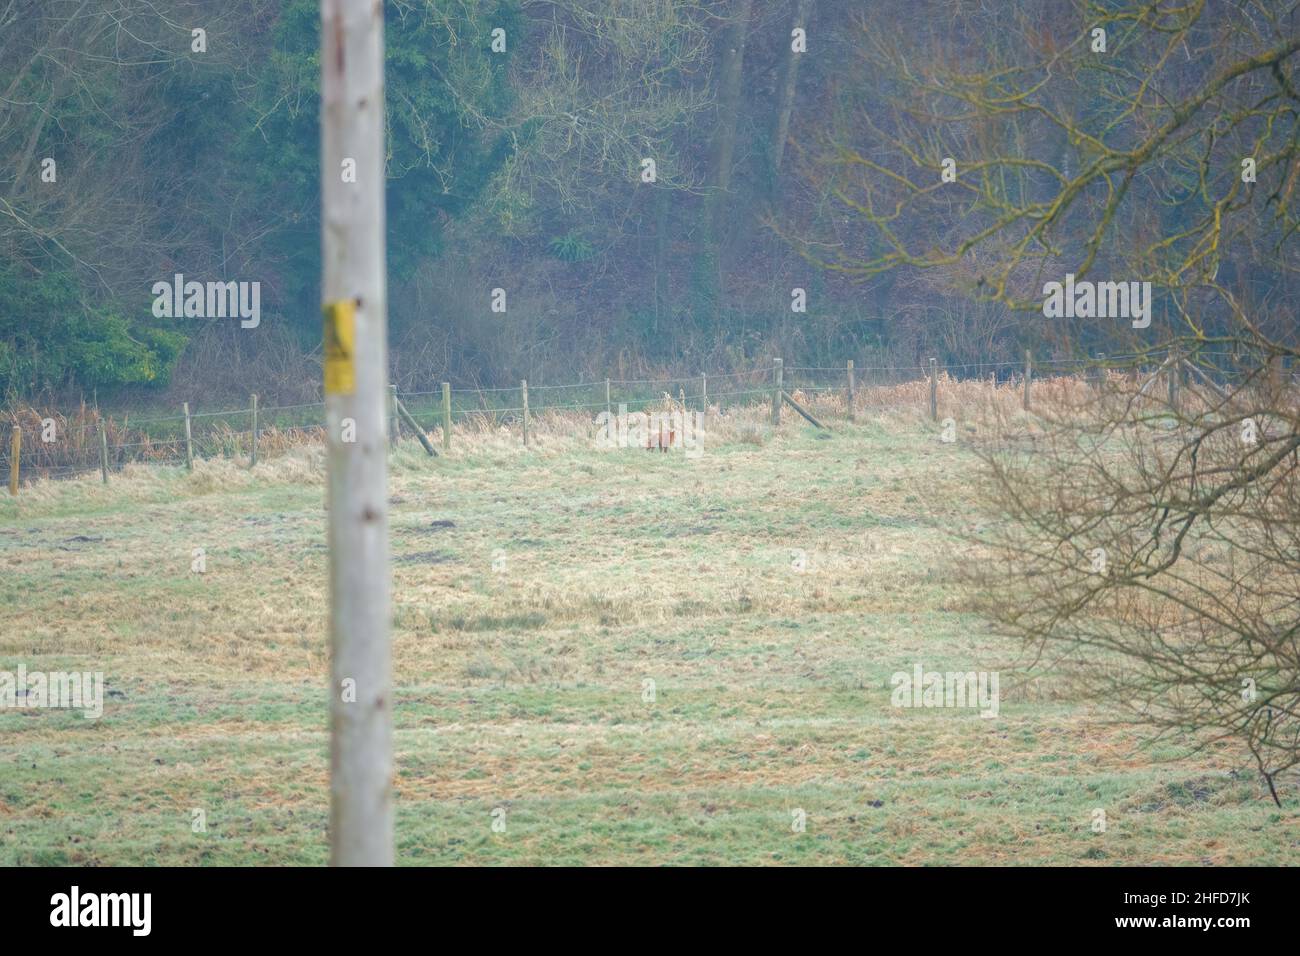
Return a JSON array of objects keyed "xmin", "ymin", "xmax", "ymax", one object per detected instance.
[
  {"xmin": 441, "ymin": 382, "xmax": 452, "ymax": 453},
  {"xmin": 394, "ymin": 397, "xmax": 437, "ymax": 457},
  {"xmin": 8, "ymin": 425, "xmax": 19, "ymax": 496},
  {"xmin": 100, "ymin": 426, "xmax": 109, "ymax": 483},
  {"xmin": 521, "ymin": 379, "xmax": 530, "ymax": 446},
  {"xmin": 772, "ymin": 358, "xmax": 783, "ymax": 426},
  {"xmin": 1023, "ymin": 349, "xmax": 1032, "ymax": 411},
  {"xmin": 250, "ymin": 394, "xmax": 259, "ymax": 467},
  {"xmin": 929, "ymin": 358, "xmax": 938, "ymax": 421},
  {"xmin": 183, "ymin": 401, "xmax": 194, "ymax": 471},
  {"xmin": 847, "ymin": 360, "xmax": 856, "ymax": 422}
]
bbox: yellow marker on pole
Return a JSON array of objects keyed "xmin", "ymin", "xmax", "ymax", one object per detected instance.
[{"xmin": 323, "ymin": 299, "xmax": 358, "ymax": 396}]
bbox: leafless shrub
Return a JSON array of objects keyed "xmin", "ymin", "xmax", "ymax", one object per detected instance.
[{"xmin": 971, "ymin": 357, "xmax": 1300, "ymax": 803}]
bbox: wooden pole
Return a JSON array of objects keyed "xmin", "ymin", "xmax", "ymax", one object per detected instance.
[
  {"xmin": 846, "ymin": 359, "xmax": 856, "ymax": 422},
  {"xmin": 1022, "ymin": 349, "xmax": 1032, "ymax": 411},
  {"xmin": 250, "ymin": 394, "xmax": 259, "ymax": 467},
  {"xmin": 183, "ymin": 402, "xmax": 194, "ymax": 471},
  {"xmin": 929, "ymin": 358, "xmax": 938, "ymax": 421},
  {"xmin": 321, "ymin": 0, "xmax": 392, "ymax": 867},
  {"xmin": 1169, "ymin": 347, "xmax": 1181, "ymax": 411},
  {"xmin": 772, "ymin": 358, "xmax": 783, "ymax": 426},
  {"xmin": 441, "ymin": 382, "xmax": 452, "ymax": 453},
  {"xmin": 700, "ymin": 373, "xmax": 707, "ymax": 431},
  {"xmin": 521, "ymin": 379, "xmax": 530, "ymax": 446},
  {"xmin": 8, "ymin": 426, "xmax": 19, "ymax": 496},
  {"xmin": 389, "ymin": 384, "xmax": 401, "ymax": 446},
  {"xmin": 1138, "ymin": 356, "xmax": 1171, "ymax": 398},
  {"xmin": 605, "ymin": 378, "xmax": 612, "ymax": 420}
]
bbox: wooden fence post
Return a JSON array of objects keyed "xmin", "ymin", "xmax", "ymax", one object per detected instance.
[
  {"xmin": 1168, "ymin": 348, "xmax": 1180, "ymax": 411},
  {"xmin": 605, "ymin": 378, "xmax": 612, "ymax": 420},
  {"xmin": 847, "ymin": 360, "xmax": 856, "ymax": 422},
  {"xmin": 772, "ymin": 358, "xmax": 783, "ymax": 426},
  {"xmin": 250, "ymin": 394, "xmax": 259, "ymax": 467},
  {"xmin": 8, "ymin": 425, "xmax": 19, "ymax": 496},
  {"xmin": 929, "ymin": 358, "xmax": 938, "ymax": 421},
  {"xmin": 389, "ymin": 384, "xmax": 400, "ymax": 446},
  {"xmin": 700, "ymin": 373, "xmax": 707, "ymax": 431},
  {"xmin": 1094, "ymin": 353, "xmax": 1106, "ymax": 391},
  {"xmin": 1023, "ymin": 349, "xmax": 1032, "ymax": 411},
  {"xmin": 522, "ymin": 379, "xmax": 530, "ymax": 446},
  {"xmin": 100, "ymin": 426, "xmax": 109, "ymax": 483},
  {"xmin": 183, "ymin": 401, "xmax": 194, "ymax": 471},
  {"xmin": 441, "ymin": 382, "xmax": 452, "ymax": 453}
]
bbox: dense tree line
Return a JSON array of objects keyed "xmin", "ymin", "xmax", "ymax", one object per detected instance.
[{"xmin": 2, "ymin": 0, "xmax": 1296, "ymax": 403}]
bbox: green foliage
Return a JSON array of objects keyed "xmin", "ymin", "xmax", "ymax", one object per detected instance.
[
  {"xmin": 0, "ymin": 265, "xmax": 184, "ymax": 397},
  {"xmin": 548, "ymin": 232, "xmax": 595, "ymax": 262},
  {"xmin": 5, "ymin": 0, "xmax": 948, "ymax": 396},
  {"xmin": 215, "ymin": 0, "xmax": 519, "ymax": 338},
  {"xmin": 0, "ymin": 1, "xmax": 522, "ymax": 398}
]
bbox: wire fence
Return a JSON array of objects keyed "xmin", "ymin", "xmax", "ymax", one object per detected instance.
[{"xmin": 1, "ymin": 348, "xmax": 1291, "ymax": 489}]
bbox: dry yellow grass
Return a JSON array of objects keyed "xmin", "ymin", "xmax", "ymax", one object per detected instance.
[{"xmin": 1, "ymin": 381, "xmax": 1294, "ymax": 865}]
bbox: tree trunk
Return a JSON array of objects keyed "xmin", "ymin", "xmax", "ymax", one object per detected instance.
[
  {"xmin": 654, "ymin": 185, "xmax": 668, "ymax": 333},
  {"xmin": 770, "ymin": 0, "xmax": 816, "ymax": 185},
  {"xmin": 705, "ymin": 0, "xmax": 755, "ymax": 322},
  {"xmin": 710, "ymin": 0, "xmax": 755, "ymax": 225}
]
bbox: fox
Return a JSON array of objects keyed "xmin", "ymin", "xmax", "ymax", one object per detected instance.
[
  {"xmin": 644, "ymin": 419, "xmax": 676, "ymax": 451},
  {"xmin": 644, "ymin": 390, "xmax": 682, "ymax": 451}
]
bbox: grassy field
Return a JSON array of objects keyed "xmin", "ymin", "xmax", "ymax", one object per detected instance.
[{"xmin": 1, "ymin": 394, "xmax": 1296, "ymax": 865}]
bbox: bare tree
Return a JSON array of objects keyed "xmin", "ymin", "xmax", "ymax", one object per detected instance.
[
  {"xmin": 973, "ymin": 354, "xmax": 1300, "ymax": 802},
  {"xmin": 786, "ymin": 0, "xmax": 1300, "ymax": 798}
]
